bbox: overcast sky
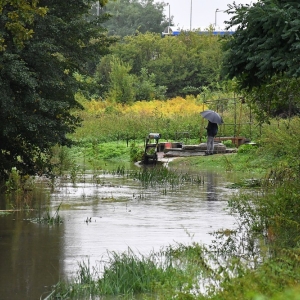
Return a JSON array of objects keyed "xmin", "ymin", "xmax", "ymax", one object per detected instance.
[{"xmin": 155, "ymin": 0, "xmax": 257, "ymax": 30}]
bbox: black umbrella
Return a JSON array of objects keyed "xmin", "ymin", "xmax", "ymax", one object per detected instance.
[{"xmin": 200, "ymin": 110, "xmax": 223, "ymax": 124}]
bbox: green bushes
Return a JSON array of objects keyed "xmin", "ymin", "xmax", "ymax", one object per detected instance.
[
  {"xmin": 48, "ymin": 245, "xmax": 209, "ymax": 299},
  {"xmin": 237, "ymin": 144, "xmax": 256, "ymax": 154},
  {"xmin": 129, "ymin": 142, "xmax": 144, "ymax": 162}
]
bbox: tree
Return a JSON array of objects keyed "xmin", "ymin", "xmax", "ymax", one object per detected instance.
[
  {"xmin": 107, "ymin": 56, "xmax": 136, "ymax": 104},
  {"xmin": 102, "ymin": 0, "xmax": 170, "ymax": 37},
  {"xmin": 222, "ymin": 0, "xmax": 300, "ymax": 120},
  {"xmin": 223, "ymin": 1, "xmax": 300, "ymax": 90},
  {"xmin": 0, "ymin": 0, "xmax": 47, "ymax": 51},
  {"xmin": 0, "ymin": 0, "xmax": 114, "ymax": 179},
  {"xmin": 134, "ymin": 68, "xmax": 167, "ymax": 101},
  {"xmin": 100, "ymin": 31, "xmax": 225, "ymax": 98}
]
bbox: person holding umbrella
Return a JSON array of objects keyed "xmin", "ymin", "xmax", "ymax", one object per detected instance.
[
  {"xmin": 200, "ymin": 110, "xmax": 223, "ymax": 155},
  {"xmin": 205, "ymin": 121, "xmax": 218, "ymax": 155}
]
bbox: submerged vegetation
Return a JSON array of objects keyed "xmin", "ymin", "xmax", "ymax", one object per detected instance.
[
  {"xmin": 131, "ymin": 166, "xmax": 204, "ymax": 189},
  {"xmin": 32, "ymin": 203, "xmax": 63, "ymax": 225}
]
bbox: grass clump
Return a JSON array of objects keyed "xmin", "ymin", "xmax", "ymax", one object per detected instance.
[
  {"xmin": 33, "ymin": 203, "xmax": 63, "ymax": 225},
  {"xmin": 131, "ymin": 166, "xmax": 204, "ymax": 190},
  {"xmin": 46, "ymin": 245, "xmax": 211, "ymax": 299}
]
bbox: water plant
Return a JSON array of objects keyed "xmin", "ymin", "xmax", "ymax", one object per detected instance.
[
  {"xmin": 131, "ymin": 166, "xmax": 204, "ymax": 190},
  {"xmin": 44, "ymin": 244, "xmax": 213, "ymax": 299},
  {"xmin": 33, "ymin": 203, "xmax": 63, "ymax": 225},
  {"xmin": 70, "ymin": 164, "xmax": 81, "ymax": 185}
]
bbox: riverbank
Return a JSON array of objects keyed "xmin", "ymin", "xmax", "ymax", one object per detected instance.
[{"xmin": 168, "ymin": 146, "xmax": 268, "ymax": 177}]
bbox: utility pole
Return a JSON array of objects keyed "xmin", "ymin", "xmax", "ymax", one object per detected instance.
[
  {"xmin": 168, "ymin": 3, "xmax": 170, "ymax": 27},
  {"xmin": 190, "ymin": 0, "xmax": 192, "ymax": 31},
  {"xmin": 215, "ymin": 9, "xmax": 224, "ymax": 28}
]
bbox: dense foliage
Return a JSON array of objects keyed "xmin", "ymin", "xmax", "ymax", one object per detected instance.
[
  {"xmin": 95, "ymin": 31, "xmax": 227, "ymax": 100},
  {"xmin": 0, "ymin": 0, "xmax": 114, "ymax": 179},
  {"xmin": 102, "ymin": 0, "xmax": 170, "ymax": 37},
  {"xmin": 0, "ymin": 0, "xmax": 47, "ymax": 51},
  {"xmin": 223, "ymin": 1, "xmax": 300, "ymax": 120},
  {"xmin": 224, "ymin": 1, "xmax": 300, "ymax": 89}
]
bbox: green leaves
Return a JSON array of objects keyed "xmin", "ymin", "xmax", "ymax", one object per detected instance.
[
  {"xmin": 0, "ymin": 0, "xmax": 114, "ymax": 179},
  {"xmin": 223, "ymin": 1, "xmax": 300, "ymax": 89},
  {"xmin": 103, "ymin": 0, "xmax": 169, "ymax": 37},
  {"xmin": 98, "ymin": 31, "xmax": 225, "ymax": 99},
  {"xmin": 222, "ymin": 1, "xmax": 300, "ymax": 120},
  {"xmin": 0, "ymin": 1, "xmax": 47, "ymax": 50}
]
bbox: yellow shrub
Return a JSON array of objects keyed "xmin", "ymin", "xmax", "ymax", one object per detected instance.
[{"xmin": 82, "ymin": 96, "xmax": 208, "ymax": 117}]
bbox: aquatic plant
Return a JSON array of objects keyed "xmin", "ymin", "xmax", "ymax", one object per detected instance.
[
  {"xmin": 44, "ymin": 244, "xmax": 213, "ymax": 299},
  {"xmin": 131, "ymin": 166, "xmax": 204, "ymax": 190},
  {"xmin": 70, "ymin": 164, "xmax": 81, "ymax": 185},
  {"xmin": 33, "ymin": 203, "xmax": 63, "ymax": 225}
]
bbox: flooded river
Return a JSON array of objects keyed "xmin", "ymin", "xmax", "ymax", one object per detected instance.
[{"xmin": 0, "ymin": 165, "xmax": 238, "ymax": 300}]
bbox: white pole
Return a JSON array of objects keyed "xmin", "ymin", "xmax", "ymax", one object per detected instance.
[
  {"xmin": 169, "ymin": 3, "xmax": 170, "ymax": 27},
  {"xmin": 190, "ymin": 0, "xmax": 192, "ymax": 31},
  {"xmin": 215, "ymin": 9, "xmax": 219, "ymax": 27},
  {"xmin": 97, "ymin": 0, "xmax": 100, "ymax": 16}
]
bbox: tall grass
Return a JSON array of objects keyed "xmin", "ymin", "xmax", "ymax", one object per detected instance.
[
  {"xmin": 33, "ymin": 203, "xmax": 63, "ymax": 225},
  {"xmin": 131, "ymin": 166, "xmax": 204, "ymax": 190},
  {"xmin": 45, "ymin": 244, "xmax": 213, "ymax": 299}
]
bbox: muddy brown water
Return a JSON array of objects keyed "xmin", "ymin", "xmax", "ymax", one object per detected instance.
[{"xmin": 0, "ymin": 165, "xmax": 239, "ymax": 300}]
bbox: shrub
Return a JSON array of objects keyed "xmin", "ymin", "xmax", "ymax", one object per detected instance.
[
  {"xmin": 237, "ymin": 144, "xmax": 256, "ymax": 154},
  {"xmin": 129, "ymin": 142, "xmax": 144, "ymax": 162},
  {"xmin": 222, "ymin": 140, "xmax": 235, "ymax": 148}
]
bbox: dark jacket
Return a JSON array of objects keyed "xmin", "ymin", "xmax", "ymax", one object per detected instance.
[{"xmin": 206, "ymin": 121, "xmax": 218, "ymax": 137}]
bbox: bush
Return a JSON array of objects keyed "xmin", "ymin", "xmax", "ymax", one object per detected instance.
[
  {"xmin": 129, "ymin": 142, "xmax": 144, "ymax": 162},
  {"xmin": 222, "ymin": 140, "xmax": 235, "ymax": 148},
  {"xmin": 237, "ymin": 144, "xmax": 256, "ymax": 154}
]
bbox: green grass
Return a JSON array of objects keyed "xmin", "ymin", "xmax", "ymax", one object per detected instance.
[
  {"xmin": 46, "ymin": 244, "xmax": 212, "ymax": 299},
  {"xmin": 130, "ymin": 166, "xmax": 204, "ymax": 189},
  {"xmin": 169, "ymin": 145, "xmax": 279, "ymax": 177}
]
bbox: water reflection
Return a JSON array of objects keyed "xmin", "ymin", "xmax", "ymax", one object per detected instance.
[
  {"xmin": 0, "ymin": 168, "xmax": 236, "ymax": 299},
  {"xmin": 0, "ymin": 211, "xmax": 63, "ymax": 300},
  {"xmin": 206, "ymin": 171, "xmax": 218, "ymax": 201}
]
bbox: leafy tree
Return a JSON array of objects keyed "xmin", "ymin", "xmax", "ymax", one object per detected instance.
[
  {"xmin": 107, "ymin": 56, "xmax": 136, "ymax": 104},
  {"xmin": 0, "ymin": 0, "xmax": 47, "ymax": 51},
  {"xmin": 134, "ymin": 68, "xmax": 166, "ymax": 100},
  {"xmin": 0, "ymin": 0, "xmax": 114, "ymax": 179},
  {"xmin": 223, "ymin": 1, "xmax": 300, "ymax": 119},
  {"xmin": 223, "ymin": 0, "xmax": 300, "ymax": 88},
  {"xmin": 102, "ymin": 31, "xmax": 225, "ymax": 98},
  {"xmin": 102, "ymin": 0, "xmax": 170, "ymax": 37},
  {"xmin": 242, "ymin": 76, "xmax": 300, "ymax": 122}
]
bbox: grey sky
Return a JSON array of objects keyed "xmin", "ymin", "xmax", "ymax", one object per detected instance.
[{"xmin": 155, "ymin": 0, "xmax": 257, "ymax": 30}]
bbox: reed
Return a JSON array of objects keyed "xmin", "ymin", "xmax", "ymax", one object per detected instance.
[
  {"xmin": 131, "ymin": 166, "xmax": 204, "ymax": 190},
  {"xmin": 45, "ymin": 244, "xmax": 212, "ymax": 299},
  {"xmin": 33, "ymin": 203, "xmax": 63, "ymax": 225}
]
